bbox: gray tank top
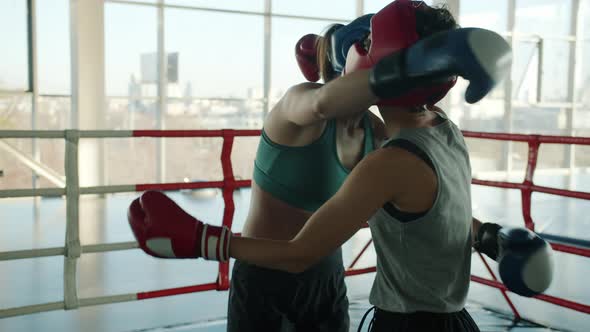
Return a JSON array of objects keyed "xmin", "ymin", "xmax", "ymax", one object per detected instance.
[{"xmin": 368, "ymin": 114, "xmax": 473, "ymax": 313}]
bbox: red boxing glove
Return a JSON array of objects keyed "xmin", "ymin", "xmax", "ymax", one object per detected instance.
[
  {"xmin": 128, "ymin": 190, "xmax": 231, "ymax": 261},
  {"xmin": 295, "ymin": 34, "xmax": 320, "ymax": 82}
]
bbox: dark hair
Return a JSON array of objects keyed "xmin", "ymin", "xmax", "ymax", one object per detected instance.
[
  {"xmin": 316, "ymin": 24, "xmax": 343, "ymax": 83},
  {"xmin": 415, "ymin": 5, "xmax": 458, "ymax": 39},
  {"xmin": 402, "ymin": 6, "xmax": 457, "ymax": 112}
]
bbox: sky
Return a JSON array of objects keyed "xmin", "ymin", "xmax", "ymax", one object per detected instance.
[{"xmin": 0, "ymin": 0, "xmax": 587, "ymax": 101}]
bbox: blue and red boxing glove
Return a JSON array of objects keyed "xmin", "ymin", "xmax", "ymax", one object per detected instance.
[{"xmin": 330, "ymin": 14, "xmax": 373, "ymax": 74}]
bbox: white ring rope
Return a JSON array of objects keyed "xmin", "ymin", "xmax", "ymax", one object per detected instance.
[
  {"xmin": 0, "ymin": 129, "xmax": 229, "ymax": 318},
  {"xmin": 0, "ymin": 241, "xmax": 138, "ymax": 261}
]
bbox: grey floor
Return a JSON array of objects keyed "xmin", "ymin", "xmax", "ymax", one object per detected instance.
[
  {"xmin": 1, "ymin": 173, "xmax": 589, "ymax": 331},
  {"xmin": 132, "ymin": 299, "xmax": 562, "ymax": 332}
]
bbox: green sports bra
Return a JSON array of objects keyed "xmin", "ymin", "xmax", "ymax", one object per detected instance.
[{"xmin": 253, "ymin": 114, "xmax": 375, "ymax": 212}]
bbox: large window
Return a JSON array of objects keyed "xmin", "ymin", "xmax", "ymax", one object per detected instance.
[
  {"xmin": 515, "ymin": 0, "xmax": 572, "ymax": 36},
  {"xmin": 514, "ymin": 0, "xmax": 572, "ymax": 103},
  {"xmin": 511, "ymin": 40, "xmax": 538, "ymax": 103},
  {"xmin": 0, "ymin": 0, "xmax": 28, "ymax": 91},
  {"xmin": 365, "ymin": 0, "xmax": 434, "ymax": 14},
  {"xmin": 165, "ymin": 9, "xmax": 264, "ymax": 99},
  {"xmin": 37, "ymin": 0, "xmax": 70, "ymax": 96},
  {"xmin": 105, "ymin": 3, "xmax": 158, "ymax": 97},
  {"xmin": 166, "ymin": 0, "xmax": 264, "ymax": 13},
  {"xmin": 273, "ymin": 0, "xmax": 356, "ymax": 19},
  {"xmin": 101, "ymin": 0, "xmax": 349, "ymax": 185},
  {"xmin": 104, "ymin": 0, "xmax": 377, "ymax": 136},
  {"xmin": 104, "ymin": 0, "xmax": 159, "ymax": 188},
  {"xmin": 270, "ymin": 17, "xmax": 329, "ymax": 107},
  {"xmin": 2, "ymin": 2, "xmax": 590, "ymax": 332},
  {"xmin": 3, "ymin": 0, "xmax": 586, "ymax": 185},
  {"xmin": 577, "ymin": 39, "xmax": 590, "ymax": 106},
  {"xmin": 1, "ymin": 1, "xmax": 31, "ymax": 191},
  {"xmin": 576, "ymin": 0, "xmax": 590, "ymax": 107},
  {"xmin": 460, "ymin": 0, "xmax": 507, "ymax": 33},
  {"xmin": 1, "ymin": 0, "xmax": 70, "ymax": 191}
]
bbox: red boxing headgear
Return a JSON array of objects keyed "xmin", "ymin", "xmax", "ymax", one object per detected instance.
[{"xmin": 345, "ymin": 0, "xmax": 456, "ymax": 107}]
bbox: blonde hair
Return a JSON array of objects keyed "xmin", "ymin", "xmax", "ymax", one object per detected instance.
[{"xmin": 315, "ymin": 24, "xmax": 342, "ymax": 83}]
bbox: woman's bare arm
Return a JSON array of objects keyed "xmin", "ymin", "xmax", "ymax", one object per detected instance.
[
  {"xmin": 229, "ymin": 147, "xmax": 431, "ymax": 272},
  {"xmin": 274, "ymin": 70, "xmax": 378, "ymax": 127}
]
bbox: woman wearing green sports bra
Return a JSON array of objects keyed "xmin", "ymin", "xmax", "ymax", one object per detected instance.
[{"xmin": 227, "ymin": 17, "xmax": 386, "ymax": 332}]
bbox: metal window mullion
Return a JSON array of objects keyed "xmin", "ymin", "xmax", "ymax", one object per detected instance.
[
  {"xmin": 27, "ymin": 0, "xmax": 42, "ymax": 219},
  {"xmin": 106, "ymin": 0, "xmax": 350, "ymax": 23},
  {"xmin": 69, "ymin": 0, "xmax": 78, "ymax": 129},
  {"xmin": 502, "ymin": 0, "xmax": 516, "ymax": 174},
  {"xmin": 356, "ymin": 0, "xmax": 364, "ymax": 16},
  {"xmin": 564, "ymin": 0, "xmax": 581, "ymax": 178},
  {"xmin": 536, "ymin": 38, "xmax": 543, "ymax": 104},
  {"xmin": 27, "ymin": 0, "xmax": 41, "ymax": 187},
  {"xmin": 157, "ymin": 0, "xmax": 167, "ymax": 183},
  {"xmin": 262, "ymin": 0, "xmax": 271, "ymax": 118}
]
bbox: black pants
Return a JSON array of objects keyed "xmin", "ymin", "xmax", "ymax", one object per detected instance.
[
  {"xmin": 227, "ymin": 249, "xmax": 349, "ymax": 332},
  {"xmin": 368, "ymin": 307, "xmax": 480, "ymax": 332}
]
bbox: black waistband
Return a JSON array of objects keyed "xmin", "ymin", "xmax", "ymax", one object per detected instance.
[
  {"xmin": 233, "ymin": 247, "xmax": 343, "ymax": 280},
  {"xmin": 375, "ymin": 307, "xmax": 465, "ymax": 318},
  {"xmin": 368, "ymin": 307, "xmax": 479, "ymax": 332}
]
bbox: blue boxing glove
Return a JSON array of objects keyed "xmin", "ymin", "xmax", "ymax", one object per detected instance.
[
  {"xmin": 330, "ymin": 14, "xmax": 373, "ymax": 74},
  {"xmin": 370, "ymin": 27, "xmax": 512, "ymax": 104},
  {"xmin": 475, "ymin": 223, "xmax": 554, "ymax": 297}
]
